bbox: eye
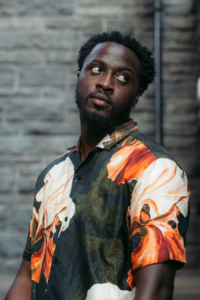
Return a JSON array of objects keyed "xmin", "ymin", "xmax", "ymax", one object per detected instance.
[
  {"xmin": 115, "ymin": 74, "xmax": 129, "ymax": 83},
  {"xmin": 91, "ymin": 66, "xmax": 102, "ymax": 74}
]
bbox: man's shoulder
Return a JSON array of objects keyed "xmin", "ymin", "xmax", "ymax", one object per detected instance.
[
  {"xmin": 128, "ymin": 130, "xmax": 178, "ymax": 165},
  {"xmin": 35, "ymin": 149, "xmax": 74, "ymax": 192}
]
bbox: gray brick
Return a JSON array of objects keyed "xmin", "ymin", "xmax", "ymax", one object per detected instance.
[
  {"xmin": 0, "ymin": 68, "xmax": 14, "ymax": 86},
  {"xmin": 0, "ymin": 167, "xmax": 14, "ymax": 193},
  {"xmin": 0, "ymin": 89, "xmax": 41, "ymax": 97},
  {"xmin": 19, "ymin": 67, "xmax": 66, "ymax": 86},
  {"xmin": 0, "ymin": 17, "xmax": 45, "ymax": 30},
  {"xmin": 0, "ymin": 32, "xmax": 78, "ymax": 49},
  {"xmin": 163, "ymin": 136, "xmax": 197, "ymax": 148},
  {"xmin": 0, "ymin": 51, "xmax": 42, "ymax": 65},
  {"xmin": 0, "ymin": 155, "xmax": 41, "ymax": 167},
  {"xmin": 163, "ymin": 82, "xmax": 196, "ymax": 98},
  {"xmin": 11, "ymin": 205, "xmax": 32, "ymax": 230},
  {"xmin": 7, "ymin": 99, "xmax": 65, "ymax": 121},
  {"xmin": 18, "ymin": 0, "xmax": 74, "ymax": 15},
  {"xmin": 163, "ymin": 123, "xmax": 198, "ymax": 136},
  {"xmin": 5, "ymin": 257, "xmax": 22, "ymax": 274},
  {"xmin": 163, "ymin": 15, "xmax": 195, "ymax": 30},
  {"xmin": 45, "ymin": 52, "xmax": 77, "ymax": 64},
  {"xmin": 163, "ymin": 30, "xmax": 195, "ymax": 43},
  {"xmin": 0, "ymin": 205, "xmax": 7, "ymax": 230},
  {"xmin": 24, "ymin": 122, "xmax": 80, "ymax": 136},
  {"xmin": 0, "ymin": 194, "xmax": 23, "ymax": 205},
  {"xmin": 44, "ymin": 88, "xmax": 74, "ymax": 98},
  {"xmin": 20, "ymin": 164, "xmax": 44, "ymax": 176},
  {"xmin": 163, "ymin": 0, "xmax": 194, "ymax": 15},
  {"xmin": 19, "ymin": 177, "xmax": 36, "ymax": 194},
  {"xmin": 164, "ymin": 98, "xmax": 198, "ymax": 113},
  {"xmin": 0, "ymin": 232, "xmax": 27, "ymax": 256},
  {"xmin": 46, "ymin": 17, "xmax": 102, "ymax": 32},
  {"xmin": 0, "ymin": 136, "xmax": 77, "ymax": 156},
  {"xmin": 163, "ymin": 51, "xmax": 197, "ymax": 64},
  {"xmin": 0, "ymin": 123, "xmax": 21, "ymax": 135},
  {"xmin": 0, "ymin": 137, "xmax": 34, "ymax": 155}
]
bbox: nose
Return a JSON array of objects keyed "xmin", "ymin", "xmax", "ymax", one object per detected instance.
[{"xmin": 96, "ymin": 72, "xmax": 114, "ymax": 93}]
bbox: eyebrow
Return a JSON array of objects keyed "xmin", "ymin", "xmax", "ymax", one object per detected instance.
[{"xmin": 90, "ymin": 59, "xmax": 137, "ymax": 75}]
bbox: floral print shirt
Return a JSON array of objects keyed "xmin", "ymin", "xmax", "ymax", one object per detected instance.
[{"xmin": 23, "ymin": 119, "xmax": 190, "ymax": 300}]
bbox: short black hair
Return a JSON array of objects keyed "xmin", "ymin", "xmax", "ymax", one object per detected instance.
[{"xmin": 78, "ymin": 31, "xmax": 155, "ymax": 95}]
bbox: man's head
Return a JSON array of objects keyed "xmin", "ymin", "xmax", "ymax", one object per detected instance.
[
  {"xmin": 77, "ymin": 31, "xmax": 155, "ymax": 95},
  {"xmin": 76, "ymin": 31, "xmax": 155, "ymax": 129}
]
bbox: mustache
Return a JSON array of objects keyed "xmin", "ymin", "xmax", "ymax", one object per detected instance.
[{"xmin": 87, "ymin": 90, "xmax": 112, "ymax": 105}]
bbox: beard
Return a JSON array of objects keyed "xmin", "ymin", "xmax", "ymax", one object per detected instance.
[{"xmin": 75, "ymin": 85, "xmax": 133, "ymax": 130}]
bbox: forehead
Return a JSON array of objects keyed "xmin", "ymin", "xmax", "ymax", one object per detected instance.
[{"xmin": 83, "ymin": 41, "xmax": 140, "ymax": 73}]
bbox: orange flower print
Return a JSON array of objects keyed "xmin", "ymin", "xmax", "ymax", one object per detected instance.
[
  {"xmin": 107, "ymin": 139, "xmax": 157, "ymax": 184},
  {"xmin": 128, "ymin": 158, "xmax": 189, "ymax": 270},
  {"xmin": 30, "ymin": 157, "xmax": 75, "ymax": 283}
]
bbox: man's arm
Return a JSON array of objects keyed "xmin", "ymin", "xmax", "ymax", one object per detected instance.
[
  {"xmin": 134, "ymin": 261, "xmax": 177, "ymax": 300},
  {"xmin": 5, "ymin": 260, "xmax": 31, "ymax": 300}
]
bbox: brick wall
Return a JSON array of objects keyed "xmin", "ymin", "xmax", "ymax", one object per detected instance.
[{"xmin": 0, "ymin": 0, "xmax": 199, "ymax": 274}]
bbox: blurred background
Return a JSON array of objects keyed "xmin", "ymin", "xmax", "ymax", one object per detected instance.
[{"xmin": 0, "ymin": 0, "xmax": 199, "ymax": 299}]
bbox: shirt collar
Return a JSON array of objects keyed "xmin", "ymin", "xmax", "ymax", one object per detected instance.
[{"xmin": 67, "ymin": 119, "xmax": 139, "ymax": 152}]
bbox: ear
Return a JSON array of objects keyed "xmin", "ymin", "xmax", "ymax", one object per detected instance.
[{"xmin": 132, "ymin": 88, "xmax": 143, "ymax": 108}]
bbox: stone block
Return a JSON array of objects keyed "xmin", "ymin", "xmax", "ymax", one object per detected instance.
[
  {"xmin": 163, "ymin": 15, "xmax": 195, "ymax": 30},
  {"xmin": 163, "ymin": 30, "xmax": 195, "ymax": 43},
  {"xmin": 163, "ymin": 51, "xmax": 197, "ymax": 65},
  {"xmin": 163, "ymin": 81, "xmax": 196, "ymax": 98},
  {"xmin": 10, "ymin": 205, "xmax": 32, "ymax": 231},
  {"xmin": 163, "ymin": 112, "xmax": 198, "ymax": 124},
  {"xmin": 46, "ymin": 17, "xmax": 102, "ymax": 32},
  {"xmin": 0, "ymin": 88, "xmax": 41, "ymax": 97},
  {"xmin": 18, "ymin": 0, "xmax": 74, "ymax": 15},
  {"xmin": 44, "ymin": 88, "xmax": 74, "ymax": 99},
  {"xmin": 0, "ymin": 68, "xmax": 14, "ymax": 86},
  {"xmin": 20, "ymin": 164, "xmax": 44, "ymax": 176},
  {"xmin": 76, "ymin": 6, "xmax": 123, "ymax": 17},
  {"xmin": 7, "ymin": 98, "xmax": 65, "ymax": 121},
  {"xmin": 0, "ymin": 123, "xmax": 21, "ymax": 135},
  {"xmin": 19, "ymin": 67, "xmax": 66, "ymax": 86},
  {"xmin": 0, "ymin": 194, "xmax": 22, "ymax": 205},
  {"xmin": 5, "ymin": 257, "xmax": 22, "ymax": 274},
  {"xmin": 163, "ymin": 0, "xmax": 194, "ymax": 15},
  {"xmin": 0, "ymin": 136, "xmax": 34, "ymax": 155},
  {"xmin": 24, "ymin": 122, "xmax": 80, "ymax": 136},
  {"xmin": 0, "ymin": 155, "xmax": 41, "ymax": 167},
  {"xmin": 0, "ymin": 51, "xmax": 42, "ymax": 65},
  {"xmin": 0, "ymin": 232, "xmax": 27, "ymax": 256},
  {"xmin": 45, "ymin": 52, "xmax": 77, "ymax": 64},
  {"xmin": 0, "ymin": 167, "xmax": 14, "ymax": 193},
  {"xmin": 0, "ymin": 17, "xmax": 45, "ymax": 31},
  {"xmin": 0, "ymin": 205, "xmax": 7, "ymax": 230},
  {"xmin": 163, "ymin": 123, "xmax": 198, "ymax": 136},
  {"xmin": 163, "ymin": 136, "xmax": 197, "ymax": 148},
  {"xmin": 0, "ymin": 32, "xmax": 78, "ymax": 49},
  {"xmin": 163, "ymin": 98, "xmax": 198, "ymax": 113},
  {"xmin": 19, "ymin": 177, "xmax": 36, "ymax": 194}
]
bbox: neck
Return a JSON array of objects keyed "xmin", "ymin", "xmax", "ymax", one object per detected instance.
[{"xmin": 80, "ymin": 122, "xmax": 116, "ymax": 161}]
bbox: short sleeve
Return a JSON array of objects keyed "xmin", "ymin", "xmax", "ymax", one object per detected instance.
[{"xmin": 128, "ymin": 158, "xmax": 190, "ymax": 271}]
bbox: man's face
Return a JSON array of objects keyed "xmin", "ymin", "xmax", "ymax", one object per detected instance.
[{"xmin": 76, "ymin": 41, "xmax": 140, "ymax": 129}]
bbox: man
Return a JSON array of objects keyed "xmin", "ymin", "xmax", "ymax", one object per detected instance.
[{"xmin": 5, "ymin": 31, "xmax": 190, "ymax": 300}]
